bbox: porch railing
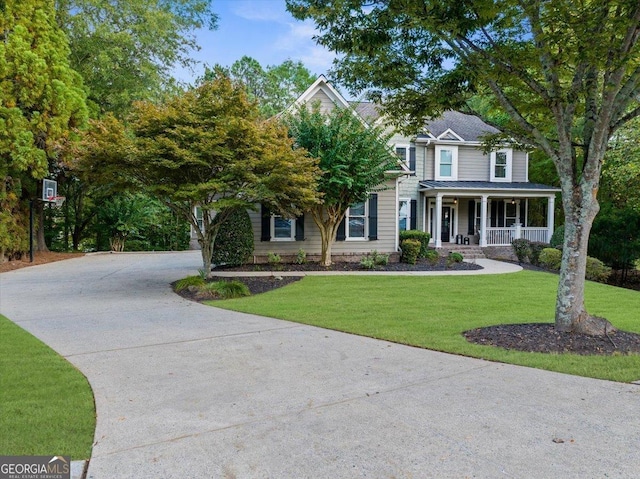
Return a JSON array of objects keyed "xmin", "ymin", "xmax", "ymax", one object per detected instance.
[{"xmin": 485, "ymin": 226, "xmax": 549, "ymax": 246}]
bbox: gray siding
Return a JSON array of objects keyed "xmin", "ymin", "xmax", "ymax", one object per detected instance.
[
  {"xmin": 250, "ymin": 179, "xmax": 398, "ymax": 258},
  {"xmin": 307, "ymin": 89, "xmax": 337, "ymax": 115},
  {"xmin": 458, "ymin": 146, "xmax": 489, "ymax": 181},
  {"xmin": 512, "ymin": 151, "xmax": 528, "ymax": 182}
]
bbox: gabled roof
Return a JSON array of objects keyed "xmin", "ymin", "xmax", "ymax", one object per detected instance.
[
  {"xmin": 349, "ymin": 104, "xmax": 500, "ymax": 143},
  {"xmin": 418, "ymin": 111, "xmax": 501, "ymax": 142},
  {"xmin": 292, "ymin": 74, "xmax": 352, "ymax": 110}
]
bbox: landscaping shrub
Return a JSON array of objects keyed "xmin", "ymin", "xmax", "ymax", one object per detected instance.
[
  {"xmin": 539, "ymin": 248, "xmax": 562, "ymax": 270},
  {"xmin": 586, "ymin": 256, "xmax": 612, "ymax": 283},
  {"xmin": 212, "ymin": 208, "xmax": 254, "ymax": 267},
  {"xmin": 529, "ymin": 242, "xmax": 548, "ymax": 266},
  {"xmin": 511, "ymin": 238, "xmax": 532, "ymax": 263},
  {"xmin": 175, "ymin": 275, "xmax": 206, "ymax": 292},
  {"xmin": 267, "ymin": 252, "xmax": 282, "ymax": 269},
  {"xmin": 213, "ymin": 280, "xmax": 251, "ymax": 299},
  {"xmin": 446, "ymin": 251, "xmax": 464, "ymax": 267},
  {"xmin": 399, "ymin": 230, "xmax": 431, "ymax": 258},
  {"xmin": 550, "ymin": 225, "xmax": 564, "ymax": 248},
  {"xmin": 400, "ymin": 239, "xmax": 421, "ymax": 264},
  {"xmin": 424, "ymin": 249, "xmax": 440, "ymax": 265},
  {"xmin": 360, "ymin": 250, "xmax": 389, "ymax": 269},
  {"xmin": 296, "ymin": 248, "xmax": 307, "ymax": 264}
]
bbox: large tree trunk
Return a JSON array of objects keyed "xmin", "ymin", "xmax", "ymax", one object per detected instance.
[{"xmin": 555, "ymin": 157, "xmax": 615, "ymax": 336}]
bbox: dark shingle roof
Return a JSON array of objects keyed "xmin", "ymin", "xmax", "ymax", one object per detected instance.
[
  {"xmin": 350, "ymin": 102, "xmax": 382, "ymax": 122},
  {"xmin": 420, "ymin": 111, "xmax": 500, "ymax": 141},
  {"xmin": 349, "ymin": 104, "xmax": 499, "ymax": 141},
  {"xmin": 419, "ymin": 180, "xmax": 560, "ymax": 192}
]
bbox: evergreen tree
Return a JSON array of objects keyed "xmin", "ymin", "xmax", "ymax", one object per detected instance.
[{"xmin": 0, "ymin": 0, "xmax": 87, "ymax": 259}]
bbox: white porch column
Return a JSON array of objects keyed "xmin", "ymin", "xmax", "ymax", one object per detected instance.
[
  {"xmin": 480, "ymin": 195, "xmax": 488, "ymax": 247},
  {"xmin": 435, "ymin": 193, "xmax": 443, "ymax": 248},
  {"xmin": 547, "ymin": 194, "xmax": 555, "ymax": 243}
]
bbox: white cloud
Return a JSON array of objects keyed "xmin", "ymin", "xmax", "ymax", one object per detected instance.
[
  {"xmin": 229, "ymin": 1, "xmax": 287, "ymax": 22},
  {"xmin": 273, "ymin": 20, "xmax": 336, "ymax": 72}
]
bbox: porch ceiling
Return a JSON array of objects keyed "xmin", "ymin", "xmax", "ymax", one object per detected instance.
[{"xmin": 418, "ymin": 180, "xmax": 560, "ymax": 195}]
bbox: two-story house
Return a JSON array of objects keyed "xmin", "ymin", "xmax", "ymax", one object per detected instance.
[{"xmin": 203, "ymin": 75, "xmax": 560, "ymax": 262}]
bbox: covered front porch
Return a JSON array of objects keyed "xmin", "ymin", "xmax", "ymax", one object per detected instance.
[{"xmin": 418, "ymin": 181, "xmax": 561, "ymax": 248}]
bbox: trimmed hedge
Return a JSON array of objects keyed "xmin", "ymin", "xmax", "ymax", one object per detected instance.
[
  {"xmin": 400, "ymin": 239, "xmax": 421, "ymax": 265},
  {"xmin": 399, "ymin": 230, "xmax": 431, "ymax": 258},
  {"xmin": 212, "ymin": 208, "xmax": 254, "ymax": 267},
  {"xmin": 539, "ymin": 248, "xmax": 562, "ymax": 270}
]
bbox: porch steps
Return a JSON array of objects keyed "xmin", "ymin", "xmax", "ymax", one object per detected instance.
[{"xmin": 441, "ymin": 245, "xmax": 486, "ymax": 260}]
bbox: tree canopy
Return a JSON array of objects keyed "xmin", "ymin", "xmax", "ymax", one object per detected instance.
[
  {"xmin": 78, "ymin": 74, "xmax": 320, "ymax": 273},
  {"xmin": 56, "ymin": 0, "xmax": 218, "ymax": 118},
  {"xmin": 206, "ymin": 56, "xmax": 316, "ymax": 117},
  {"xmin": 285, "ymin": 104, "xmax": 399, "ymax": 266},
  {"xmin": 289, "ymin": 0, "xmax": 640, "ymax": 334},
  {"xmin": 0, "ymin": 0, "xmax": 87, "ymax": 258}
]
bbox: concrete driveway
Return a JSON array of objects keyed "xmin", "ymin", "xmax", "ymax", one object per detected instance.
[{"xmin": 1, "ymin": 251, "xmax": 639, "ymax": 478}]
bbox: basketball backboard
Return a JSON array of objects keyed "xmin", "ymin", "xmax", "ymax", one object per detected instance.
[{"xmin": 42, "ymin": 179, "xmax": 57, "ymax": 202}]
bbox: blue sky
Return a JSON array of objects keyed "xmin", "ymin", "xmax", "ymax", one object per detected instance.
[{"xmin": 174, "ymin": 0, "xmax": 336, "ymax": 85}]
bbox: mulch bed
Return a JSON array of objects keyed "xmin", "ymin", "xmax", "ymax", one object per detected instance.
[
  {"xmin": 214, "ymin": 256, "xmax": 483, "ymax": 273},
  {"xmin": 464, "ymin": 323, "xmax": 640, "ymax": 355}
]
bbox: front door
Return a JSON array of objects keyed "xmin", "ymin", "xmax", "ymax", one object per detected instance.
[{"xmin": 441, "ymin": 206, "xmax": 451, "ymax": 242}]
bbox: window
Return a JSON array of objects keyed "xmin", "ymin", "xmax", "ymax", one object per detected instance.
[
  {"xmin": 435, "ymin": 145, "xmax": 458, "ymax": 180},
  {"xmin": 347, "ymin": 201, "xmax": 366, "ymax": 239},
  {"xmin": 490, "ymin": 149, "xmax": 513, "ymax": 182},
  {"xmin": 271, "ymin": 215, "xmax": 295, "ymax": 241},
  {"xmin": 399, "ymin": 199, "xmax": 410, "ymax": 231},
  {"xmin": 395, "ymin": 146, "xmax": 408, "ymax": 166}
]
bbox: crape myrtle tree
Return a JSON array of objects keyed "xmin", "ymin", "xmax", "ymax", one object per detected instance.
[
  {"xmin": 285, "ymin": 104, "xmax": 399, "ymax": 266},
  {"xmin": 80, "ymin": 74, "xmax": 319, "ymax": 275},
  {"xmin": 288, "ymin": 0, "xmax": 640, "ymax": 335},
  {"xmin": 0, "ymin": 0, "xmax": 87, "ymax": 258}
]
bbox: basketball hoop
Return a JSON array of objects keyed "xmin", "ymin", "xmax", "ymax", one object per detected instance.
[{"xmin": 47, "ymin": 196, "xmax": 66, "ymax": 207}]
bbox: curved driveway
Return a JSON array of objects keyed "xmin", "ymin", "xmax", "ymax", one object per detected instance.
[{"xmin": 1, "ymin": 252, "xmax": 639, "ymax": 478}]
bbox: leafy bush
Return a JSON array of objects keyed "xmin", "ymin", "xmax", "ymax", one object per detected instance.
[
  {"xmin": 446, "ymin": 252, "xmax": 464, "ymax": 267},
  {"xmin": 400, "ymin": 239, "xmax": 421, "ymax": 264},
  {"xmin": 511, "ymin": 238, "xmax": 532, "ymax": 263},
  {"xmin": 529, "ymin": 242, "xmax": 548, "ymax": 266},
  {"xmin": 399, "ymin": 230, "xmax": 431, "ymax": 258},
  {"xmin": 296, "ymin": 248, "xmax": 307, "ymax": 264},
  {"xmin": 360, "ymin": 250, "xmax": 389, "ymax": 269},
  {"xmin": 267, "ymin": 252, "xmax": 282, "ymax": 269},
  {"xmin": 550, "ymin": 225, "xmax": 565, "ymax": 248},
  {"xmin": 424, "ymin": 249, "xmax": 439, "ymax": 265},
  {"xmin": 212, "ymin": 208, "xmax": 254, "ymax": 267},
  {"xmin": 212, "ymin": 280, "xmax": 251, "ymax": 299},
  {"xmin": 539, "ymin": 248, "xmax": 562, "ymax": 270},
  {"xmin": 360, "ymin": 256, "xmax": 375, "ymax": 269},
  {"xmin": 175, "ymin": 275, "xmax": 206, "ymax": 292},
  {"xmin": 586, "ymin": 257, "xmax": 612, "ymax": 283}
]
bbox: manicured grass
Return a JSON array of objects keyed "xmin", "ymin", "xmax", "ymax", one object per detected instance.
[
  {"xmin": 0, "ymin": 315, "xmax": 95, "ymax": 459},
  {"xmin": 210, "ymin": 270, "xmax": 640, "ymax": 383}
]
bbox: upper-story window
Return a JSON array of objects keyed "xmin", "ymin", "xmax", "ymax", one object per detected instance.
[
  {"xmin": 435, "ymin": 145, "xmax": 458, "ymax": 180},
  {"xmin": 490, "ymin": 149, "xmax": 513, "ymax": 182},
  {"xmin": 395, "ymin": 145, "xmax": 408, "ymax": 166}
]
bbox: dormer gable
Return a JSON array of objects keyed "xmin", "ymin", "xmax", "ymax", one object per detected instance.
[{"xmin": 436, "ymin": 128, "xmax": 465, "ymax": 142}]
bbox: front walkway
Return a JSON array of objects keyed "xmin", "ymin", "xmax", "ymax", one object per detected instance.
[{"xmin": 1, "ymin": 252, "xmax": 638, "ymax": 478}]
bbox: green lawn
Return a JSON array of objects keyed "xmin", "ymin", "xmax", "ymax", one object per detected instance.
[
  {"xmin": 0, "ymin": 315, "xmax": 95, "ymax": 459},
  {"xmin": 210, "ymin": 270, "xmax": 640, "ymax": 383}
]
